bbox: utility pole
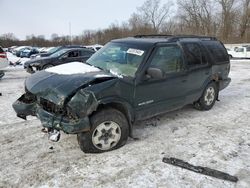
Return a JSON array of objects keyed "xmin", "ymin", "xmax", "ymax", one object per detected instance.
[{"xmin": 69, "ymin": 22, "xmax": 72, "ymax": 44}]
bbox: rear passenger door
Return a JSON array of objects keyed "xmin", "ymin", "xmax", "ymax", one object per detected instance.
[{"xmin": 180, "ymin": 42, "xmax": 211, "ymax": 103}]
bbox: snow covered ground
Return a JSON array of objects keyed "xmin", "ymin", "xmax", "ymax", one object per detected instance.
[{"xmin": 0, "ymin": 60, "xmax": 249, "ymax": 188}]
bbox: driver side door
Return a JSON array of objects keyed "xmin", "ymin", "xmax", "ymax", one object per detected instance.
[{"xmin": 134, "ymin": 43, "xmax": 188, "ymax": 120}]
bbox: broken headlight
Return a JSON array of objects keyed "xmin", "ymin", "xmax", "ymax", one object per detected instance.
[
  {"xmin": 39, "ymin": 97, "xmax": 64, "ymax": 115},
  {"xmin": 19, "ymin": 91, "xmax": 37, "ymax": 103}
]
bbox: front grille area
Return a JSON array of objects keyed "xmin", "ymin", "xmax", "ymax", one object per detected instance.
[{"xmin": 39, "ymin": 97, "xmax": 65, "ymax": 115}]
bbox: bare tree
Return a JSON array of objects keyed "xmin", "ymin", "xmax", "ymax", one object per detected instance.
[
  {"xmin": 135, "ymin": 0, "xmax": 174, "ymax": 33},
  {"xmin": 216, "ymin": 0, "xmax": 237, "ymax": 40},
  {"xmin": 239, "ymin": 0, "xmax": 250, "ymax": 38},
  {"xmin": 177, "ymin": 0, "xmax": 214, "ymax": 35}
]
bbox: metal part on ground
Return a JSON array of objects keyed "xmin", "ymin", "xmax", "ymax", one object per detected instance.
[
  {"xmin": 162, "ymin": 157, "xmax": 238, "ymax": 182},
  {"xmin": 48, "ymin": 129, "xmax": 61, "ymax": 142}
]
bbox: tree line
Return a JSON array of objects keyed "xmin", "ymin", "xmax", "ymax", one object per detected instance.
[{"xmin": 1, "ymin": 0, "xmax": 249, "ymax": 47}]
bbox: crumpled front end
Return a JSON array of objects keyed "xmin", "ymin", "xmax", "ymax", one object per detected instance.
[{"xmin": 12, "ymin": 89, "xmax": 99, "ymax": 134}]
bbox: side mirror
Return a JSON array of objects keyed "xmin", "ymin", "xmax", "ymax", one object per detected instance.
[{"xmin": 146, "ymin": 67, "xmax": 163, "ymax": 80}]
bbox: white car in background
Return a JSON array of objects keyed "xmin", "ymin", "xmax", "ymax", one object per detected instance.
[
  {"xmin": 227, "ymin": 46, "xmax": 250, "ymax": 59},
  {"xmin": 0, "ymin": 46, "xmax": 9, "ymax": 78},
  {"xmin": 84, "ymin": 44, "xmax": 103, "ymax": 52}
]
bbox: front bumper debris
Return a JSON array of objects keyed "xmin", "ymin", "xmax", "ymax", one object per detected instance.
[
  {"xmin": 26, "ymin": 66, "xmax": 35, "ymax": 74},
  {"xmin": 12, "ymin": 92, "xmax": 92, "ymax": 134},
  {"xmin": 37, "ymin": 108, "xmax": 90, "ymax": 134},
  {"xmin": 48, "ymin": 129, "xmax": 61, "ymax": 142}
]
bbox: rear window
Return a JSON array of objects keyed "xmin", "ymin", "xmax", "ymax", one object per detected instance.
[
  {"xmin": 203, "ymin": 41, "xmax": 229, "ymax": 64},
  {"xmin": 0, "ymin": 47, "xmax": 4, "ymax": 53},
  {"xmin": 81, "ymin": 49, "xmax": 94, "ymax": 56}
]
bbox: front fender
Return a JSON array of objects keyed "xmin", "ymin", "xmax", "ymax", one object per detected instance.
[{"xmin": 67, "ymin": 89, "xmax": 99, "ymax": 117}]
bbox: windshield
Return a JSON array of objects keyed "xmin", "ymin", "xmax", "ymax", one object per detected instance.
[
  {"xmin": 50, "ymin": 49, "xmax": 69, "ymax": 58},
  {"xmin": 86, "ymin": 42, "xmax": 146, "ymax": 77}
]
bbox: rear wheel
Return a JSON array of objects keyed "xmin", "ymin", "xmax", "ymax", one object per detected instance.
[
  {"xmin": 194, "ymin": 82, "xmax": 218, "ymax": 111},
  {"xmin": 77, "ymin": 108, "xmax": 129, "ymax": 153}
]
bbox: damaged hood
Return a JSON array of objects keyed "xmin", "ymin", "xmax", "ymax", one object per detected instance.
[{"xmin": 25, "ymin": 62, "xmax": 116, "ymax": 105}]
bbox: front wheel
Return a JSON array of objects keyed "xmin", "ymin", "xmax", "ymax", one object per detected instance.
[
  {"xmin": 77, "ymin": 108, "xmax": 129, "ymax": 153},
  {"xmin": 42, "ymin": 64, "xmax": 53, "ymax": 70},
  {"xmin": 194, "ymin": 82, "xmax": 218, "ymax": 111}
]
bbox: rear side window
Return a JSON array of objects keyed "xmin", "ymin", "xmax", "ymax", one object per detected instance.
[
  {"xmin": 181, "ymin": 43, "xmax": 207, "ymax": 66},
  {"xmin": 81, "ymin": 50, "xmax": 94, "ymax": 56},
  {"xmin": 203, "ymin": 41, "xmax": 228, "ymax": 64},
  {"xmin": 0, "ymin": 47, "xmax": 4, "ymax": 53}
]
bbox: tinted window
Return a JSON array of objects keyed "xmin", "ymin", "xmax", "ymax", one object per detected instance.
[
  {"xmin": 149, "ymin": 45, "xmax": 183, "ymax": 74},
  {"xmin": 67, "ymin": 51, "xmax": 80, "ymax": 57},
  {"xmin": 203, "ymin": 41, "xmax": 228, "ymax": 64},
  {"xmin": 246, "ymin": 47, "xmax": 250, "ymax": 52},
  {"xmin": 182, "ymin": 43, "xmax": 205, "ymax": 66},
  {"xmin": 81, "ymin": 50, "xmax": 94, "ymax": 56}
]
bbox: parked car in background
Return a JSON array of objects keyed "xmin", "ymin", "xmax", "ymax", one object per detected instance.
[
  {"xmin": 0, "ymin": 46, "xmax": 9, "ymax": 79},
  {"xmin": 13, "ymin": 46, "xmax": 32, "ymax": 57},
  {"xmin": 20, "ymin": 48, "xmax": 39, "ymax": 58},
  {"xmin": 8, "ymin": 46, "xmax": 17, "ymax": 53},
  {"xmin": 31, "ymin": 45, "xmax": 86, "ymax": 59},
  {"xmin": 227, "ymin": 46, "xmax": 250, "ymax": 58},
  {"xmin": 84, "ymin": 44, "xmax": 103, "ymax": 51},
  {"xmin": 14, "ymin": 35, "xmax": 231, "ymax": 153},
  {"xmin": 24, "ymin": 48, "xmax": 95, "ymax": 73}
]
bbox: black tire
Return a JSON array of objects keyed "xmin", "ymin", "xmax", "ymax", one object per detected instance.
[
  {"xmin": 77, "ymin": 108, "xmax": 129, "ymax": 153},
  {"xmin": 42, "ymin": 64, "xmax": 53, "ymax": 70},
  {"xmin": 194, "ymin": 82, "xmax": 218, "ymax": 111}
]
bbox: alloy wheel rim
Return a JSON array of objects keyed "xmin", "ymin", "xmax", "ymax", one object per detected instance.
[
  {"xmin": 92, "ymin": 121, "xmax": 121, "ymax": 150},
  {"xmin": 204, "ymin": 87, "xmax": 215, "ymax": 106}
]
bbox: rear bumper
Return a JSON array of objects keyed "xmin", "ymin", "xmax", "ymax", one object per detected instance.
[
  {"xmin": 0, "ymin": 60, "xmax": 9, "ymax": 70},
  {"xmin": 12, "ymin": 94, "xmax": 91, "ymax": 134},
  {"xmin": 219, "ymin": 78, "xmax": 231, "ymax": 91}
]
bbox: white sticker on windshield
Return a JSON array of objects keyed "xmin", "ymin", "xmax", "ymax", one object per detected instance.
[{"xmin": 127, "ymin": 48, "xmax": 144, "ymax": 56}]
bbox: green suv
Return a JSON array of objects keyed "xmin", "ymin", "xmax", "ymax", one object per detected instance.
[{"xmin": 13, "ymin": 35, "xmax": 231, "ymax": 153}]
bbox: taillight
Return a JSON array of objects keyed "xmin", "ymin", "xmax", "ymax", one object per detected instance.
[{"xmin": 0, "ymin": 52, "xmax": 6, "ymax": 58}]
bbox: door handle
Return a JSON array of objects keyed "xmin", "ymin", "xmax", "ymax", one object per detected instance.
[{"xmin": 182, "ymin": 79, "xmax": 187, "ymax": 83}]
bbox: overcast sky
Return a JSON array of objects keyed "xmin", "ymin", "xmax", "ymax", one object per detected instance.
[{"xmin": 0, "ymin": 0, "xmax": 150, "ymax": 40}]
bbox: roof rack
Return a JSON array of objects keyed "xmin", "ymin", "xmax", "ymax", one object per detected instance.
[
  {"xmin": 134, "ymin": 35, "xmax": 173, "ymax": 38},
  {"xmin": 134, "ymin": 34, "xmax": 217, "ymax": 41}
]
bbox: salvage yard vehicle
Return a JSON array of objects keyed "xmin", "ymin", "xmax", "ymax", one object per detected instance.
[
  {"xmin": 13, "ymin": 35, "xmax": 231, "ymax": 153},
  {"xmin": 31, "ymin": 45, "xmax": 86, "ymax": 59},
  {"xmin": 24, "ymin": 48, "xmax": 95, "ymax": 73},
  {"xmin": 20, "ymin": 47, "xmax": 39, "ymax": 58},
  {"xmin": 227, "ymin": 46, "xmax": 250, "ymax": 59},
  {"xmin": 0, "ymin": 46, "xmax": 9, "ymax": 79}
]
